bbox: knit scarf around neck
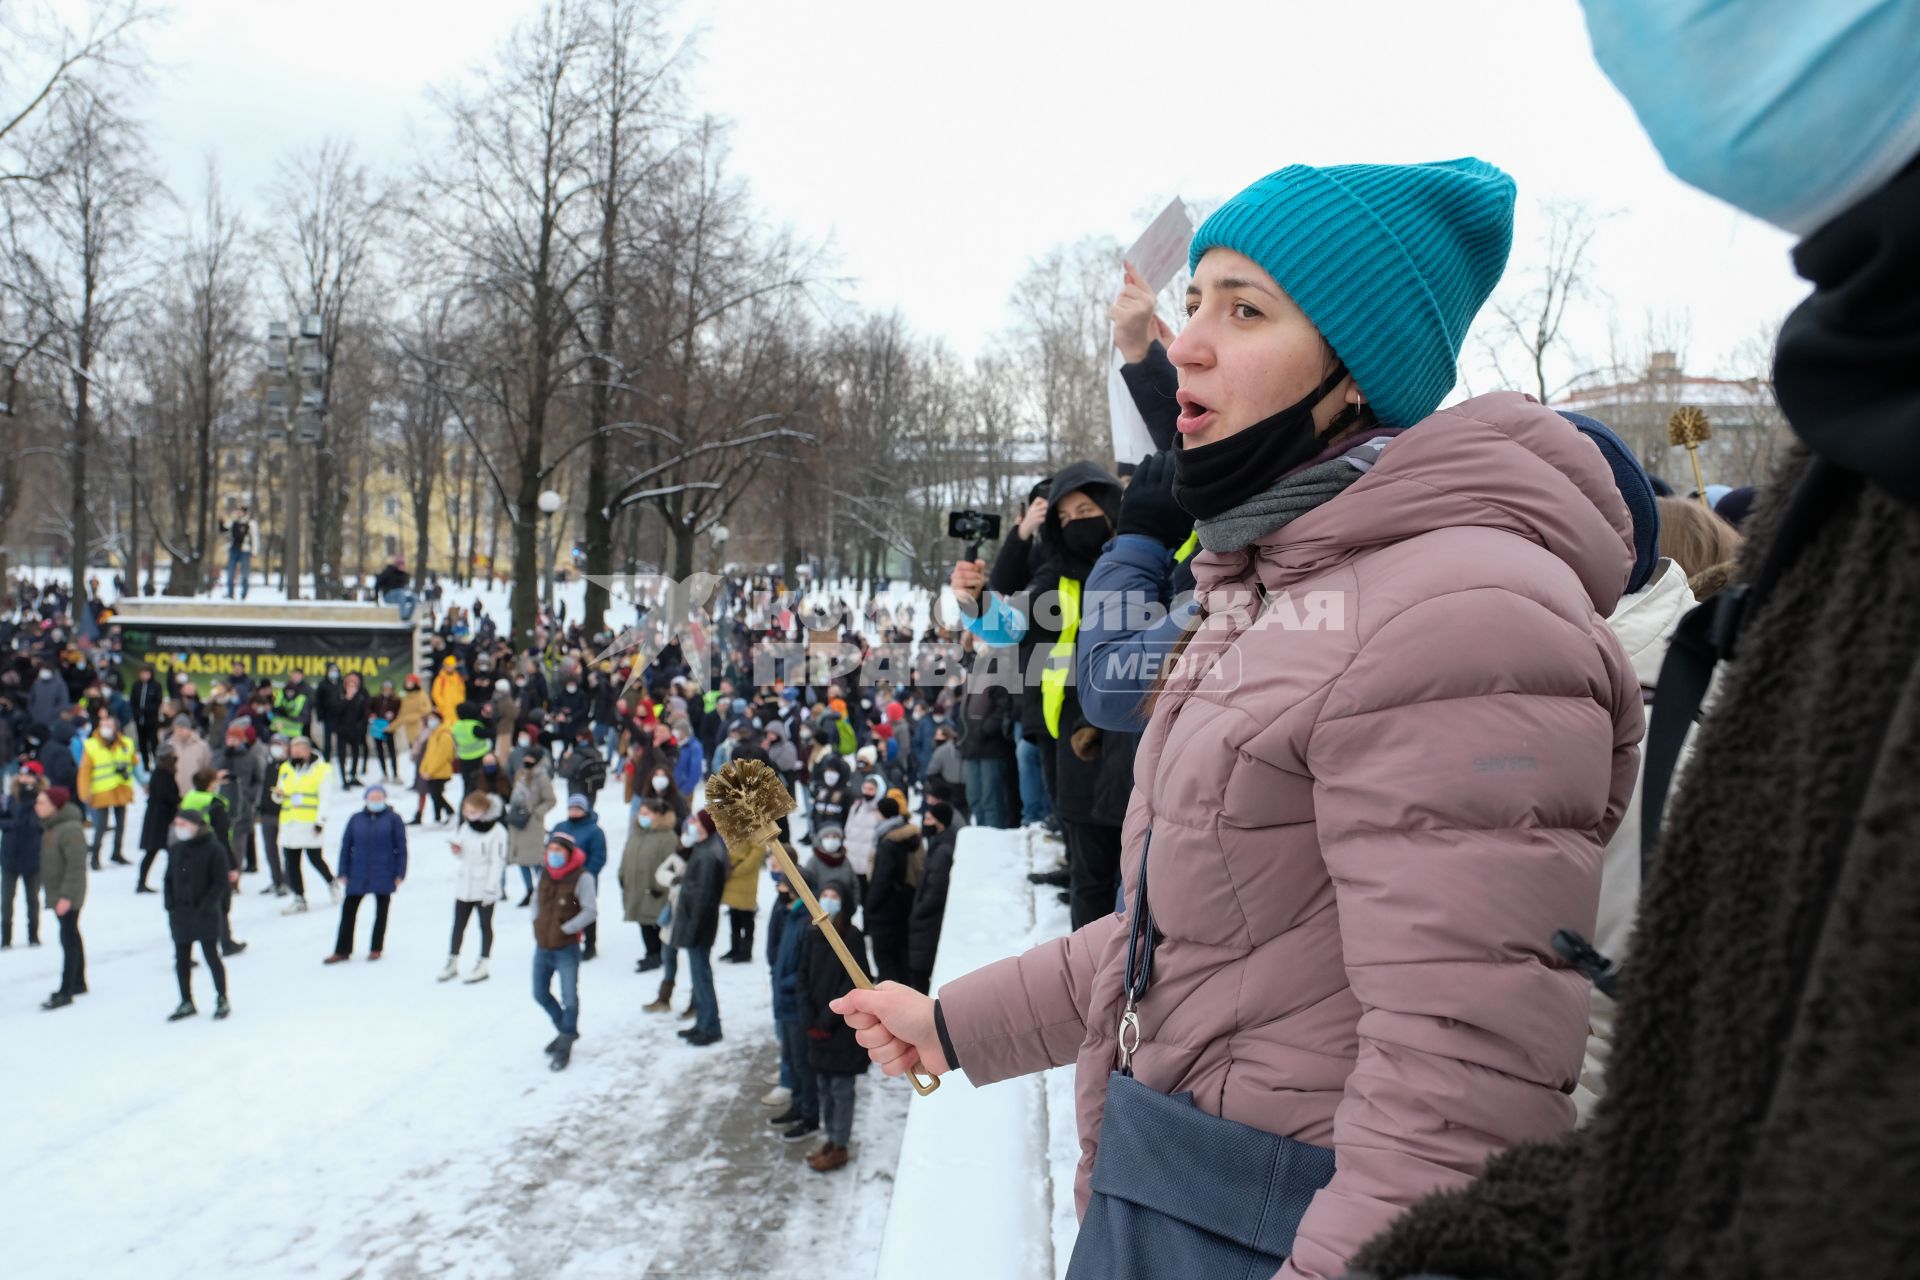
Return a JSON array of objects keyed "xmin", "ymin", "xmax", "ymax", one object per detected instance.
[{"xmin": 1193, "ymin": 431, "xmax": 1399, "ymax": 553}]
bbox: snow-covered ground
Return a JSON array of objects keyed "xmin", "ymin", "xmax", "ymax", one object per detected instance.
[{"xmin": 1, "ymin": 762, "xmax": 913, "ymax": 1280}]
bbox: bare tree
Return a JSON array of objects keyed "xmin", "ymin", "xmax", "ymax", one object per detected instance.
[
  {"xmin": 601, "ymin": 119, "xmax": 822, "ymax": 582},
  {"xmin": 413, "ymin": 0, "xmax": 601, "ymax": 648},
  {"xmin": 386, "ymin": 295, "xmax": 464, "ymax": 575},
  {"xmin": 574, "ymin": 0, "xmax": 688, "ymax": 637},
  {"xmin": 0, "ymin": 0, "xmax": 154, "ymax": 186},
  {"xmin": 1485, "ymin": 200, "xmax": 1607, "ymax": 403},
  {"xmin": 263, "ymin": 139, "xmax": 390, "ymax": 598},
  {"xmin": 995, "ymin": 236, "xmax": 1118, "ymax": 466},
  {"xmin": 6, "ymin": 83, "xmax": 162, "ymax": 600}
]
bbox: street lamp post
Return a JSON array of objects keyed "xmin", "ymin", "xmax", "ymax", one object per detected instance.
[
  {"xmin": 264, "ymin": 314, "xmax": 327, "ymax": 600},
  {"xmin": 538, "ymin": 489, "xmax": 563, "ymax": 615}
]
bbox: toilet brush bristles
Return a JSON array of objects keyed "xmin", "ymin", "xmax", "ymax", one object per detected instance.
[{"xmin": 706, "ymin": 759, "xmax": 796, "ymax": 846}]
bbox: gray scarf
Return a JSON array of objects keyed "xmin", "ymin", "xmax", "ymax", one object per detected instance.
[{"xmin": 1194, "ymin": 435, "xmax": 1396, "ymax": 553}]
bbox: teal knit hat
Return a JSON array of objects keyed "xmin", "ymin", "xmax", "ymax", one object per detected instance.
[{"xmin": 1188, "ymin": 157, "xmax": 1516, "ymax": 427}]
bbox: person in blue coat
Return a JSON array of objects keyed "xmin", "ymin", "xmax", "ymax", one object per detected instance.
[
  {"xmin": 551, "ymin": 794, "xmax": 608, "ymax": 961},
  {"xmin": 324, "ymin": 784, "xmax": 408, "ymax": 963},
  {"xmin": 670, "ymin": 720, "xmax": 705, "ymax": 797}
]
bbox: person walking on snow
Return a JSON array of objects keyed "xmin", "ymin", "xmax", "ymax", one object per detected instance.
[
  {"xmin": 164, "ymin": 806, "xmax": 232, "ymax": 1022},
  {"xmin": 550, "ymin": 794, "xmax": 607, "ymax": 961},
  {"xmin": 36, "ymin": 785, "xmax": 88, "ymax": 1010},
  {"xmin": 440, "ymin": 791, "xmax": 507, "ymax": 984},
  {"xmin": 324, "ymin": 785, "xmax": 408, "ymax": 963},
  {"xmin": 531, "ymin": 830, "xmax": 597, "ymax": 1071}
]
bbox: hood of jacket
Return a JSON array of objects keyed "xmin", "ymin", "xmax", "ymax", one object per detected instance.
[
  {"xmin": 1192, "ymin": 392, "xmax": 1635, "ymax": 618},
  {"xmin": 1040, "ymin": 460, "xmax": 1125, "ymax": 578},
  {"xmin": 464, "ymin": 793, "xmax": 506, "ymax": 830},
  {"xmin": 1606, "ymin": 557, "xmax": 1699, "ymax": 689}
]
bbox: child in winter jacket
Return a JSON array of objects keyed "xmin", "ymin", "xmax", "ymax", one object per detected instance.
[
  {"xmin": 441, "ymin": 792, "xmax": 508, "ymax": 983},
  {"xmin": 795, "ymin": 881, "xmax": 870, "ymax": 1172}
]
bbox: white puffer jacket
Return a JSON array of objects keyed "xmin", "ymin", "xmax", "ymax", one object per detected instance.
[
  {"xmin": 1577, "ymin": 557, "xmax": 1701, "ymax": 1118},
  {"xmin": 450, "ymin": 795, "xmax": 510, "ymax": 905}
]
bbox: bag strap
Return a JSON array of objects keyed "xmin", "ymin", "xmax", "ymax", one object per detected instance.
[{"xmin": 1118, "ymin": 831, "xmax": 1156, "ymax": 1076}]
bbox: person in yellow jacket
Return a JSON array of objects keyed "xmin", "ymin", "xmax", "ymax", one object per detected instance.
[
  {"xmin": 410, "ymin": 713, "xmax": 457, "ymax": 827},
  {"xmin": 719, "ymin": 831, "xmax": 766, "ymax": 963},
  {"xmin": 271, "ymin": 736, "xmax": 339, "ymax": 913},
  {"xmin": 79, "ymin": 716, "xmax": 137, "ymax": 870},
  {"xmin": 431, "ymin": 658, "xmax": 466, "ymax": 726},
  {"xmin": 392, "ymin": 674, "xmax": 433, "ymax": 761}
]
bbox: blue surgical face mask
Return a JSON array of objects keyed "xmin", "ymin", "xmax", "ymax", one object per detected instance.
[
  {"xmin": 637, "ymin": 813, "xmax": 653, "ymax": 829},
  {"xmin": 820, "ymin": 896, "xmax": 843, "ymax": 919},
  {"xmin": 547, "ymin": 849, "xmax": 568, "ymax": 869},
  {"xmin": 367, "ymin": 801, "xmax": 387, "ymax": 813},
  {"xmin": 1581, "ymin": 0, "xmax": 1920, "ymax": 234}
]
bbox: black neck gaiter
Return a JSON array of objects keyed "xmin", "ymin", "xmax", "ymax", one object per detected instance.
[
  {"xmin": 1173, "ymin": 364, "xmax": 1351, "ymax": 520},
  {"xmin": 1774, "ymin": 158, "xmax": 1920, "ymax": 508}
]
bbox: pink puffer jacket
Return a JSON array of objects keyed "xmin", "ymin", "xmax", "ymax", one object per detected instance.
[{"xmin": 939, "ymin": 393, "xmax": 1644, "ymax": 1280}]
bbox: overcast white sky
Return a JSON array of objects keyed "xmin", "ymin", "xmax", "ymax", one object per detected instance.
[{"xmin": 105, "ymin": 0, "xmax": 1808, "ymax": 383}]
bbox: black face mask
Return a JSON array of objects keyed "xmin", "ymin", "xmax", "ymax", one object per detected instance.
[
  {"xmin": 1172, "ymin": 364, "xmax": 1351, "ymax": 520},
  {"xmin": 1059, "ymin": 516, "xmax": 1113, "ymax": 565}
]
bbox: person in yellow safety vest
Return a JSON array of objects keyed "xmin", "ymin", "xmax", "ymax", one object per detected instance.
[
  {"xmin": 272, "ymin": 736, "xmax": 339, "ymax": 913},
  {"xmin": 950, "ymin": 461, "xmax": 1132, "ymax": 928},
  {"xmin": 79, "ymin": 715, "xmax": 138, "ymax": 870},
  {"xmin": 450, "ymin": 705, "xmax": 492, "ymax": 802},
  {"xmin": 431, "ymin": 657, "xmax": 467, "ymax": 725},
  {"xmin": 272, "ymin": 673, "xmax": 313, "ymax": 741}
]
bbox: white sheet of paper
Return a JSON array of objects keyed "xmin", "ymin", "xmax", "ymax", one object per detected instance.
[
  {"xmin": 1125, "ymin": 198, "xmax": 1194, "ymax": 294},
  {"xmin": 1108, "ymin": 347, "xmax": 1159, "ymax": 467}
]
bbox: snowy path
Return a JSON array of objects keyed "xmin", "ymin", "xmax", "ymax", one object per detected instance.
[{"xmin": 0, "ymin": 770, "xmax": 907, "ymax": 1280}]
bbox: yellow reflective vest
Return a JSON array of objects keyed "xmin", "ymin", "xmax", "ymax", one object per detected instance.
[
  {"xmin": 276, "ymin": 759, "xmax": 331, "ymax": 824},
  {"xmin": 1040, "ymin": 577, "xmax": 1083, "ymax": 740},
  {"xmin": 80, "ymin": 733, "xmax": 137, "ymax": 807}
]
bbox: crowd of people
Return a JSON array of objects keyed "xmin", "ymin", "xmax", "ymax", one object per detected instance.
[
  {"xmin": 11, "ymin": 5, "xmax": 1916, "ymax": 1270},
  {"xmin": 2, "ymin": 570, "xmax": 1007, "ymax": 1175}
]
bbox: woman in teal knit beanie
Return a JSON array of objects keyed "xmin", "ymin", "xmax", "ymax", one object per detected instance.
[{"xmin": 836, "ymin": 158, "xmax": 1645, "ymax": 1280}]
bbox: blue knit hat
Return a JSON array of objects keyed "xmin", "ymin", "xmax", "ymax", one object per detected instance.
[
  {"xmin": 1557, "ymin": 412, "xmax": 1661, "ymax": 595},
  {"xmin": 1189, "ymin": 158, "xmax": 1516, "ymax": 427}
]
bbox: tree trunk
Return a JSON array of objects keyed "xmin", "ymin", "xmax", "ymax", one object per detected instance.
[
  {"xmin": 583, "ymin": 435, "xmax": 612, "ymax": 635},
  {"xmin": 462, "ymin": 452, "xmax": 481, "ymax": 588},
  {"xmin": 413, "ymin": 487, "xmax": 433, "ymax": 580},
  {"xmin": 510, "ymin": 494, "xmax": 539, "ymax": 649}
]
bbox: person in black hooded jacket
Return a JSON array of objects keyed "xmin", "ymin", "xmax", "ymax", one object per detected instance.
[
  {"xmin": 163, "ymin": 806, "xmax": 231, "ymax": 1020},
  {"xmin": 957, "ymin": 461, "xmax": 1135, "ymax": 929}
]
